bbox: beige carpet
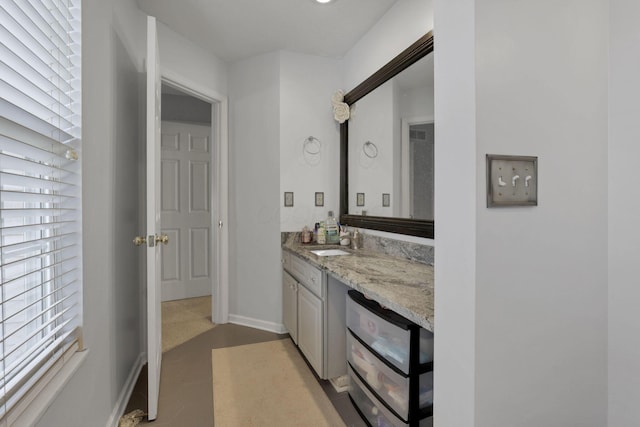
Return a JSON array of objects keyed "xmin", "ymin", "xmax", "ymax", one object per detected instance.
[
  {"xmin": 162, "ymin": 296, "xmax": 215, "ymax": 353},
  {"xmin": 212, "ymin": 339, "xmax": 346, "ymax": 427}
]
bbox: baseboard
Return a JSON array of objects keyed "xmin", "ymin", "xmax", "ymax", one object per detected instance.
[
  {"xmin": 228, "ymin": 314, "xmax": 287, "ymax": 334},
  {"xmin": 106, "ymin": 352, "xmax": 145, "ymax": 427}
]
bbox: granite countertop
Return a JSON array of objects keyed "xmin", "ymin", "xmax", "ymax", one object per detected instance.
[{"xmin": 282, "ymin": 235, "xmax": 434, "ymax": 332}]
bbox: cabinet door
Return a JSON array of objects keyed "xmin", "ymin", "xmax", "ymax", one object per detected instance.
[
  {"xmin": 297, "ymin": 284, "xmax": 324, "ymax": 377},
  {"xmin": 283, "ymin": 271, "xmax": 298, "ymax": 344}
]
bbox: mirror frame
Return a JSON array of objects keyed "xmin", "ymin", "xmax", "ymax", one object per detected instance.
[{"xmin": 339, "ymin": 31, "xmax": 434, "ymax": 239}]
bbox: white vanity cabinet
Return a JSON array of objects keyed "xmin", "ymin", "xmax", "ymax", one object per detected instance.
[
  {"xmin": 282, "ymin": 270, "xmax": 298, "ymax": 344},
  {"xmin": 281, "ymin": 250, "xmax": 348, "ymax": 380},
  {"xmin": 297, "ymin": 281, "xmax": 323, "ymax": 374}
]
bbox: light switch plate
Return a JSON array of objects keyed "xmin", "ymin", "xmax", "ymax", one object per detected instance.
[{"xmin": 486, "ymin": 154, "xmax": 538, "ymax": 207}]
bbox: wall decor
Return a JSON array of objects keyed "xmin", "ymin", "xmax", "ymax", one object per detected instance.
[
  {"xmin": 315, "ymin": 192, "xmax": 324, "ymax": 207},
  {"xmin": 284, "ymin": 191, "xmax": 294, "ymax": 207}
]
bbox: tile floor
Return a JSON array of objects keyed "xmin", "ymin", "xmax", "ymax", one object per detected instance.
[{"xmin": 124, "ymin": 322, "xmax": 365, "ymax": 426}]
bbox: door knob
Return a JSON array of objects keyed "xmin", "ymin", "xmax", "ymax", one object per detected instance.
[
  {"xmin": 155, "ymin": 234, "xmax": 169, "ymax": 245},
  {"xmin": 133, "ymin": 236, "xmax": 147, "ymax": 246}
]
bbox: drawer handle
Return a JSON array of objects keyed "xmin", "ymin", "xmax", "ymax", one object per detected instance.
[{"xmin": 311, "ymin": 277, "xmax": 316, "ymax": 283}]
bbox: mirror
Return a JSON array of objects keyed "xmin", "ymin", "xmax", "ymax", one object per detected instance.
[{"xmin": 339, "ymin": 32, "xmax": 434, "ymax": 238}]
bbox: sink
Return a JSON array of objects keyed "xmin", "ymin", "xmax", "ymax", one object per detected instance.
[{"xmin": 309, "ymin": 249, "xmax": 351, "ymax": 257}]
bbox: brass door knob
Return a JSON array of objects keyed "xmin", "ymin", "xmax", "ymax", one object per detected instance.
[
  {"xmin": 155, "ymin": 234, "xmax": 169, "ymax": 245},
  {"xmin": 133, "ymin": 236, "xmax": 146, "ymax": 246}
]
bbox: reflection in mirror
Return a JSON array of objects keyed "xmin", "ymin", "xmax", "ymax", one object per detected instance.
[{"xmin": 348, "ymin": 53, "xmax": 434, "ymax": 220}]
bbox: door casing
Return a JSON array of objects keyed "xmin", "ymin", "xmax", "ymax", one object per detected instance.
[{"xmin": 161, "ymin": 69, "xmax": 229, "ymax": 324}]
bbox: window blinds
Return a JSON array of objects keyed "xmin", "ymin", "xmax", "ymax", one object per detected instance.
[{"xmin": 0, "ymin": 0, "xmax": 82, "ymax": 418}]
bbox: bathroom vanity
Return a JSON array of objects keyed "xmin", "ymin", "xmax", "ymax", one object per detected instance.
[
  {"xmin": 282, "ymin": 249, "xmax": 350, "ymax": 380},
  {"xmin": 281, "ymin": 232, "xmax": 434, "ymax": 424}
]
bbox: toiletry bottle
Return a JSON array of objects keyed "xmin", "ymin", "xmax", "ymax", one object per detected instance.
[
  {"xmin": 317, "ymin": 221, "xmax": 326, "ymax": 244},
  {"xmin": 301, "ymin": 226, "xmax": 311, "ymax": 243},
  {"xmin": 352, "ymin": 229, "xmax": 361, "ymax": 249},
  {"xmin": 325, "ymin": 211, "xmax": 339, "ymax": 244}
]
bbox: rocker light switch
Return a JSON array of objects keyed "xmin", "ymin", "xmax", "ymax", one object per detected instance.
[{"xmin": 486, "ymin": 154, "xmax": 538, "ymax": 207}]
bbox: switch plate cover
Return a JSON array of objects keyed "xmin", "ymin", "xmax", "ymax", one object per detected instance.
[{"xmin": 486, "ymin": 154, "xmax": 538, "ymax": 207}]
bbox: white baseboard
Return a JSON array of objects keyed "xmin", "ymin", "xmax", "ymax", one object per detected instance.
[
  {"xmin": 228, "ymin": 314, "xmax": 287, "ymax": 334},
  {"xmin": 106, "ymin": 352, "xmax": 145, "ymax": 427}
]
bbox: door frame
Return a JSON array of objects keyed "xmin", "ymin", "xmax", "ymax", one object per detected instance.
[{"xmin": 161, "ymin": 68, "xmax": 229, "ymax": 324}]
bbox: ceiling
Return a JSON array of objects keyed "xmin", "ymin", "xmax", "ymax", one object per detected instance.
[{"xmin": 136, "ymin": 0, "xmax": 398, "ymax": 63}]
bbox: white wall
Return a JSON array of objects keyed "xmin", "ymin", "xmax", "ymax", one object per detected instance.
[
  {"xmin": 434, "ymin": 0, "xmax": 609, "ymax": 425},
  {"xmin": 608, "ymin": 1, "xmax": 640, "ymax": 425},
  {"xmin": 432, "ymin": 0, "xmax": 477, "ymax": 425},
  {"xmin": 228, "ymin": 52, "xmax": 283, "ymax": 330},
  {"xmin": 279, "ymin": 51, "xmax": 341, "ymax": 231},
  {"xmin": 474, "ymin": 1, "xmax": 608, "ymax": 425},
  {"xmin": 35, "ymin": 0, "xmax": 147, "ymax": 425},
  {"xmin": 157, "ymin": 22, "xmax": 228, "ymax": 95},
  {"xmin": 341, "ymin": 0, "xmax": 434, "ymax": 92},
  {"xmin": 399, "ymin": 85, "xmax": 434, "ymax": 119}
]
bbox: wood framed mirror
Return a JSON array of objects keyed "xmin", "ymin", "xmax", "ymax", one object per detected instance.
[{"xmin": 339, "ymin": 31, "xmax": 434, "ymax": 238}]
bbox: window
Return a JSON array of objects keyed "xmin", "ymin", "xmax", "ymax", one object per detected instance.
[{"xmin": 0, "ymin": 0, "xmax": 82, "ymax": 419}]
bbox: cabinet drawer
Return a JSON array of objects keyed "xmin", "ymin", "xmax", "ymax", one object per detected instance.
[
  {"xmin": 290, "ymin": 254, "xmax": 323, "ymax": 298},
  {"xmin": 347, "ymin": 291, "xmax": 433, "ymax": 373},
  {"xmin": 347, "ymin": 331, "xmax": 433, "ymax": 419},
  {"xmin": 348, "ymin": 365, "xmax": 432, "ymax": 427}
]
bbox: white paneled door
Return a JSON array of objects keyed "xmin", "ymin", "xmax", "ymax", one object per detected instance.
[
  {"xmin": 160, "ymin": 121, "xmax": 213, "ymax": 301},
  {"xmin": 146, "ymin": 16, "xmax": 163, "ymax": 422}
]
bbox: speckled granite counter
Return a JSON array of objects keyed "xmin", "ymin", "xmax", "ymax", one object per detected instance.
[{"xmin": 282, "ymin": 234, "xmax": 434, "ymax": 332}]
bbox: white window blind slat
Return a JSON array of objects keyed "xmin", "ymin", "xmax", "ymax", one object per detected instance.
[
  {"xmin": 1, "ymin": 71, "xmax": 75, "ymax": 120},
  {"xmin": 0, "ymin": 100, "xmax": 75, "ymax": 143},
  {"xmin": 0, "ymin": 0, "xmax": 82, "ymax": 419},
  {"xmin": 1, "ymin": 257, "xmax": 78, "ymax": 290},
  {"xmin": 1, "ymin": 220, "xmax": 75, "ymax": 236},
  {"xmin": 1, "ymin": 47, "xmax": 74, "ymax": 105},
  {"xmin": 0, "ymin": 26, "xmax": 72, "ymax": 87},
  {"xmin": 2, "ymin": 278, "xmax": 77, "ymax": 323},
  {"xmin": 1, "ymin": 300, "xmax": 75, "ymax": 351},
  {"xmin": 0, "ymin": 155, "xmax": 77, "ymax": 184},
  {"xmin": 1, "ymin": 272, "xmax": 77, "ymax": 310},
  {"xmin": 0, "ymin": 81, "xmax": 75, "ymax": 130},
  {"xmin": 1, "ymin": 315, "xmax": 76, "ymax": 388},
  {"xmin": 13, "ymin": 2, "xmax": 72, "ymax": 56},
  {"xmin": 0, "ymin": 328, "xmax": 77, "ymax": 411},
  {"xmin": 3, "ymin": 2, "xmax": 72, "ymax": 59},
  {"xmin": 0, "ymin": 5, "xmax": 74, "ymax": 73},
  {"xmin": 0, "ymin": 116, "xmax": 76, "ymax": 156}
]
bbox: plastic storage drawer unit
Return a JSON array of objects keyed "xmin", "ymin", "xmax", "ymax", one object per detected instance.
[
  {"xmin": 346, "ymin": 291, "xmax": 433, "ymax": 374},
  {"xmin": 347, "ymin": 331, "xmax": 433, "ymax": 418},
  {"xmin": 348, "ymin": 365, "xmax": 433, "ymax": 427}
]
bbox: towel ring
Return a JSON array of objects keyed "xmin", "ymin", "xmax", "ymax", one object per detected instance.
[
  {"xmin": 303, "ymin": 136, "xmax": 321, "ymax": 155},
  {"xmin": 363, "ymin": 141, "xmax": 378, "ymax": 158}
]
